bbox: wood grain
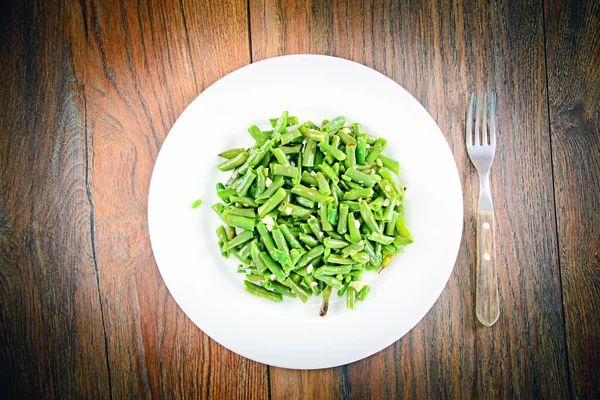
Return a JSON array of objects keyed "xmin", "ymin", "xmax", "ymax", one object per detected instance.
[
  {"xmin": 2, "ymin": 0, "xmax": 599, "ymax": 397},
  {"xmin": 545, "ymin": 0, "xmax": 600, "ymax": 398},
  {"xmin": 67, "ymin": 0, "xmax": 269, "ymax": 398},
  {"xmin": 476, "ymin": 211, "xmax": 499, "ymax": 327},
  {"xmin": 0, "ymin": 0, "xmax": 110, "ymax": 397},
  {"xmin": 250, "ymin": 0, "xmax": 570, "ymax": 398}
]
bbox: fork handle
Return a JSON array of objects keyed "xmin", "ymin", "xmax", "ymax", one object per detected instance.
[{"xmin": 476, "ymin": 210, "xmax": 499, "ymax": 327}]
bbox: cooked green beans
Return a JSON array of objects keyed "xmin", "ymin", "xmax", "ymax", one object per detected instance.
[{"xmin": 211, "ymin": 113, "xmax": 412, "ymax": 315}]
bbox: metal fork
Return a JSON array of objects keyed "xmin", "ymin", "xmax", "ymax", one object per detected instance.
[{"xmin": 466, "ymin": 92, "xmax": 499, "ymax": 327}]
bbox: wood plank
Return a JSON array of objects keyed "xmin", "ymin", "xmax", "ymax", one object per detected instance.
[
  {"xmin": 0, "ymin": 1, "xmax": 110, "ymax": 397},
  {"xmin": 545, "ymin": 1, "xmax": 600, "ymax": 398},
  {"xmin": 250, "ymin": 0, "xmax": 570, "ymax": 397},
  {"xmin": 66, "ymin": 0, "xmax": 268, "ymax": 398}
]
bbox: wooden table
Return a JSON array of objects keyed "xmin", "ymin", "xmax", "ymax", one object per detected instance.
[{"xmin": 1, "ymin": 0, "xmax": 598, "ymax": 398}]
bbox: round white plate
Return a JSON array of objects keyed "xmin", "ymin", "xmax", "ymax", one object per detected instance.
[{"xmin": 148, "ymin": 55, "xmax": 463, "ymax": 369}]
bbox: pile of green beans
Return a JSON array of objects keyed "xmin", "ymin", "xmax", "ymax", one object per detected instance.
[{"xmin": 213, "ymin": 111, "xmax": 413, "ymax": 316}]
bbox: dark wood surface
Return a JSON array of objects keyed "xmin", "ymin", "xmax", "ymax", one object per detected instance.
[{"xmin": 0, "ymin": 0, "xmax": 597, "ymax": 398}]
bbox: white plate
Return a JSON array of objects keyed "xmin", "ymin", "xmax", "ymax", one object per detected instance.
[{"xmin": 148, "ymin": 55, "xmax": 463, "ymax": 369}]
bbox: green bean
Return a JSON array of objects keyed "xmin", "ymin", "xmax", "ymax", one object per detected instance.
[
  {"xmin": 351, "ymin": 252, "xmax": 369, "ymax": 264},
  {"xmin": 221, "ymin": 230, "xmax": 254, "ymax": 252},
  {"xmin": 301, "ymin": 171, "xmax": 318, "ymax": 186},
  {"xmin": 300, "ymin": 223, "xmax": 312, "ymax": 235},
  {"xmin": 244, "ymin": 280, "xmax": 283, "ymax": 302},
  {"xmin": 321, "ymin": 116, "xmax": 345, "ymax": 132},
  {"xmin": 345, "ymin": 286, "xmax": 356, "ymax": 310},
  {"xmin": 365, "ymin": 138, "xmax": 388, "ymax": 163},
  {"xmin": 303, "ymin": 274, "xmax": 322, "ymax": 296},
  {"xmin": 337, "ymin": 203, "xmax": 349, "ymax": 234},
  {"xmin": 278, "ymin": 224, "xmax": 303, "ymax": 249},
  {"xmin": 226, "ymin": 206, "xmax": 256, "ymax": 218},
  {"xmin": 245, "ymin": 273, "xmax": 263, "ymax": 282},
  {"xmin": 315, "ymin": 172, "xmax": 331, "ymax": 196},
  {"xmin": 257, "ymin": 187, "xmax": 287, "ymax": 218},
  {"xmin": 224, "ymin": 213, "xmax": 256, "ymax": 231},
  {"xmin": 337, "ymin": 128, "xmax": 357, "ymax": 144},
  {"xmin": 359, "ymin": 200, "xmax": 381, "ymax": 233},
  {"xmin": 320, "ymin": 286, "xmax": 332, "ymax": 317},
  {"xmin": 271, "ymin": 227, "xmax": 289, "ymax": 253},
  {"xmin": 356, "ymin": 136, "xmax": 367, "ymax": 164},
  {"xmin": 341, "ymin": 241, "xmax": 365, "ymax": 257},
  {"xmin": 254, "ymin": 166, "xmax": 266, "ymax": 197},
  {"xmin": 347, "ymin": 212, "xmax": 362, "ymax": 243},
  {"xmin": 256, "ymin": 223, "xmax": 278, "ymax": 259},
  {"xmin": 314, "ymin": 265, "xmax": 352, "ymax": 276},
  {"xmin": 218, "ymin": 151, "xmax": 249, "ymax": 171},
  {"xmin": 290, "ymin": 248, "xmax": 306, "ymax": 265},
  {"xmin": 302, "ymin": 139, "xmax": 317, "ymax": 167},
  {"xmin": 247, "ymin": 125, "xmax": 269, "ymax": 146},
  {"xmin": 357, "ymin": 285, "xmax": 371, "ymax": 301},
  {"xmin": 307, "ymin": 216, "xmax": 324, "ymax": 241},
  {"xmin": 386, "ymin": 212, "xmax": 399, "ymax": 236},
  {"xmin": 217, "ymin": 189, "xmax": 237, "ymax": 203},
  {"xmin": 323, "ymin": 237, "xmax": 350, "ymax": 249},
  {"xmin": 324, "ymin": 135, "xmax": 340, "ymax": 164},
  {"xmin": 297, "ymin": 245, "xmax": 324, "ymax": 269},
  {"xmin": 327, "ymin": 231, "xmax": 344, "ymax": 240},
  {"xmin": 218, "ymin": 240, "xmax": 229, "ymax": 258},
  {"xmin": 345, "ymin": 142, "xmax": 357, "ymax": 169},
  {"xmin": 277, "ymin": 201, "xmax": 310, "ymax": 219},
  {"xmin": 269, "ymin": 115, "xmax": 298, "ymax": 128},
  {"xmin": 396, "ymin": 214, "xmax": 413, "ymax": 238},
  {"xmin": 294, "ymin": 195, "xmax": 315, "ymax": 209},
  {"xmin": 271, "ymin": 147, "xmax": 290, "ymax": 165},
  {"xmin": 318, "ymin": 142, "xmax": 347, "ymax": 161},
  {"xmin": 259, "ymin": 252, "xmax": 287, "ymax": 281},
  {"xmin": 314, "ymin": 274, "xmax": 343, "ymax": 290},
  {"xmin": 238, "ymin": 241, "xmax": 254, "ymax": 260},
  {"xmin": 343, "ymin": 188, "xmax": 374, "ymax": 201},
  {"xmin": 326, "ymin": 203, "xmax": 338, "ymax": 226},
  {"xmin": 300, "ymin": 127, "xmax": 327, "ymax": 142},
  {"xmin": 273, "ymin": 164, "xmax": 298, "ymax": 178},
  {"xmin": 394, "ymin": 236, "xmax": 414, "ymax": 246},
  {"xmin": 214, "ymin": 114, "xmax": 414, "ymax": 314},
  {"xmin": 345, "ymin": 180, "xmax": 363, "ymax": 191},
  {"xmin": 337, "ymin": 279, "xmax": 351, "ymax": 297},
  {"xmin": 291, "ymin": 184, "xmax": 334, "ymax": 203},
  {"xmin": 272, "ymin": 110, "xmax": 288, "ymax": 134},
  {"xmin": 229, "ymin": 196, "xmax": 258, "ymax": 207},
  {"xmin": 377, "ymin": 154, "xmax": 400, "ymax": 174},
  {"xmin": 216, "ymin": 225, "xmax": 228, "ymax": 243},
  {"xmin": 368, "ymin": 231, "xmax": 394, "ymax": 245},
  {"xmin": 327, "ymin": 254, "xmax": 356, "ymax": 265},
  {"xmin": 314, "ymin": 147, "xmax": 324, "ymax": 166},
  {"xmin": 317, "ymin": 206, "xmax": 332, "ymax": 233},
  {"xmin": 218, "ymin": 148, "xmax": 245, "ymax": 159},
  {"xmin": 341, "ymin": 201, "xmax": 360, "ymax": 212},
  {"xmin": 273, "ymin": 249, "xmax": 294, "ymax": 274},
  {"xmin": 351, "ymin": 122, "xmax": 363, "ymax": 135},
  {"xmin": 344, "ymin": 167, "xmax": 376, "ymax": 188},
  {"xmin": 281, "ymin": 144, "xmax": 302, "ymax": 154},
  {"xmin": 226, "ymin": 224, "xmax": 236, "ymax": 240},
  {"xmin": 378, "ymin": 168, "xmax": 403, "ymax": 198},
  {"xmin": 298, "ymin": 232, "xmax": 319, "ymax": 247},
  {"xmin": 318, "ymin": 163, "xmax": 338, "ymax": 181},
  {"xmin": 281, "ymin": 129, "xmax": 303, "ymax": 145},
  {"xmin": 250, "ymin": 241, "xmax": 268, "ymax": 274},
  {"xmin": 369, "ymin": 196, "xmax": 386, "ymax": 212},
  {"xmin": 240, "ymin": 137, "xmax": 276, "ymax": 173},
  {"xmin": 270, "ymin": 281, "xmax": 296, "ymax": 298},
  {"xmin": 286, "ymin": 277, "xmax": 311, "ymax": 303}
]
